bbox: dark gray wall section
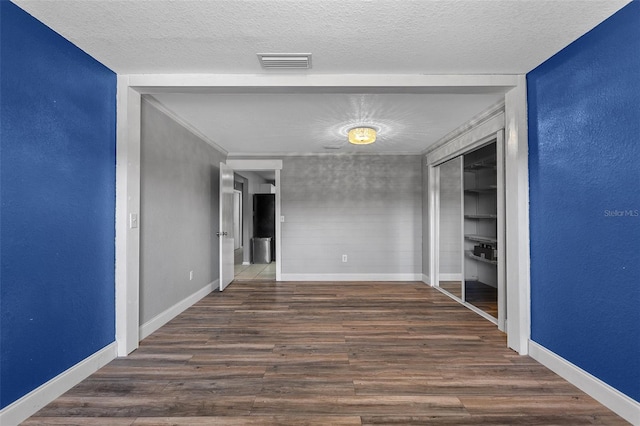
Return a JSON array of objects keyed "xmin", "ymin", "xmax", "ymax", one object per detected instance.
[
  {"xmin": 140, "ymin": 99, "xmax": 226, "ymax": 323},
  {"xmin": 281, "ymin": 155, "xmax": 422, "ymax": 275}
]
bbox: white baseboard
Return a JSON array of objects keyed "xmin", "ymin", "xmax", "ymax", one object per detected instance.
[
  {"xmin": 242, "ymin": 261, "xmax": 250, "ymax": 266},
  {"xmin": 139, "ymin": 280, "xmax": 218, "ymax": 340},
  {"xmin": 439, "ymin": 273, "xmax": 463, "ymax": 281},
  {"xmin": 529, "ymin": 340, "xmax": 640, "ymax": 425},
  {"xmin": 280, "ymin": 273, "xmax": 422, "ymax": 282},
  {"xmin": 0, "ymin": 342, "xmax": 117, "ymax": 426},
  {"xmin": 421, "ymin": 274, "xmax": 432, "ymax": 286}
]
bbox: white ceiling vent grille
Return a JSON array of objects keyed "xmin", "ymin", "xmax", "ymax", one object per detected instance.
[{"xmin": 258, "ymin": 53, "xmax": 312, "ymax": 69}]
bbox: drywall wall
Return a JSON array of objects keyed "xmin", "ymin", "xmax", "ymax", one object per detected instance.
[
  {"xmin": 280, "ymin": 155, "xmax": 422, "ymax": 277},
  {"xmin": 528, "ymin": 0, "xmax": 640, "ymax": 402},
  {"xmin": 0, "ymin": 1, "xmax": 116, "ymax": 409},
  {"xmin": 139, "ymin": 98, "xmax": 226, "ymax": 324}
]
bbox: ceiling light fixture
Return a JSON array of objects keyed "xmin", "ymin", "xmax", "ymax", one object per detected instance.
[{"xmin": 348, "ymin": 127, "xmax": 377, "ymax": 145}]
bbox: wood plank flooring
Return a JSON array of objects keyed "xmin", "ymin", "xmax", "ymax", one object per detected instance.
[
  {"xmin": 24, "ymin": 281, "xmax": 627, "ymax": 425},
  {"xmin": 438, "ymin": 280, "xmax": 498, "ymax": 319}
]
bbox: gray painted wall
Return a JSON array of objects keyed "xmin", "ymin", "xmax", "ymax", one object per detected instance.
[
  {"xmin": 140, "ymin": 98, "xmax": 226, "ymax": 323},
  {"xmin": 280, "ymin": 155, "xmax": 422, "ymax": 276}
]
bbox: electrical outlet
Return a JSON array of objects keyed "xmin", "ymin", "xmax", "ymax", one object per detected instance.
[
  {"xmin": 342, "ymin": 254, "xmax": 348, "ymax": 263},
  {"xmin": 189, "ymin": 270, "xmax": 193, "ymax": 280}
]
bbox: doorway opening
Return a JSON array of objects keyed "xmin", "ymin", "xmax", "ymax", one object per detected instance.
[
  {"xmin": 433, "ymin": 132, "xmax": 506, "ymax": 330},
  {"xmin": 233, "ymin": 170, "xmax": 277, "ymax": 281}
]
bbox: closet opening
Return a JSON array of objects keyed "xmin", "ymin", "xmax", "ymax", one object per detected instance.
[{"xmin": 434, "ymin": 133, "xmax": 506, "ymax": 330}]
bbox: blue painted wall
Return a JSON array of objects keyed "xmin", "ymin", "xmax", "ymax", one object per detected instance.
[
  {"xmin": 1, "ymin": 1, "xmax": 117, "ymax": 408},
  {"xmin": 528, "ymin": 1, "xmax": 640, "ymax": 402}
]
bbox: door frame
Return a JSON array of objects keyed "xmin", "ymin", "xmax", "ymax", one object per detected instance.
[
  {"xmin": 432, "ymin": 133, "xmax": 506, "ymax": 331},
  {"xmin": 233, "ymin": 189, "xmax": 243, "ymax": 251},
  {"xmin": 115, "ymin": 74, "xmax": 529, "ymax": 356},
  {"xmin": 219, "ymin": 162, "xmax": 235, "ymax": 291},
  {"xmin": 225, "ymin": 159, "xmax": 283, "ymax": 282}
]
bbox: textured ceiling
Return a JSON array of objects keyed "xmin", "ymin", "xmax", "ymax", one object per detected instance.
[
  {"xmin": 12, "ymin": 0, "xmax": 630, "ymax": 154},
  {"xmin": 13, "ymin": 0, "xmax": 629, "ymax": 74},
  {"xmin": 150, "ymin": 92, "xmax": 505, "ymax": 154}
]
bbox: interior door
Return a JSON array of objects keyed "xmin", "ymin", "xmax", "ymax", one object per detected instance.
[
  {"xmin": 219, "ymin": 162, "xmax": 234, "ymax": 291},
  {"xmin": 436, "ymin": 156, "xmax": 464, "ymax": 299}
]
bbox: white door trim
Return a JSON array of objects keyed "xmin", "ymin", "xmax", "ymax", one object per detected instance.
[
  {"xmin": 115, "ymin": 76, "xmax": 141, "ymax": 356},
  {"xmin": 503, "ymin": 76, "xmax": 531, "ymax": 354},
  {"xmin": 115, "ymin": 73, "xmax": 528, "ymax": 357},
  {"xmin": 219, "ymin": 162, "xmax": 235, "ymax": 291}
]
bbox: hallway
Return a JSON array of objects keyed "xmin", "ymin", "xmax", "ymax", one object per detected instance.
[
  {"xmin": 234, "ymin": 262, "xmax": 276, "ymax": 281},
  {"xmin": 24, "ymin": 282, "xmax": 625, "ymax": 425}
]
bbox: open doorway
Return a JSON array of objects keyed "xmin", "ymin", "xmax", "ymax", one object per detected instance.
[
  {"xmin": 432, "ymin": 130, "xmax": 506, "ymax": 331},
  {"xmin": 232, "ymin": 169, "xmax": 277, "ymax": 281}
]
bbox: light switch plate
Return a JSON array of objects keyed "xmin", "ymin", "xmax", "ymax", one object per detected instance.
[{"xmin": 129, "ymin": 213, "xmax": 138, "ymax": 229}]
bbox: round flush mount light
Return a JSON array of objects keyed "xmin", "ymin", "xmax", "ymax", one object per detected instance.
[{"xmin": 348, "ymin": 127, "xmax": 377, "ymax": 145}]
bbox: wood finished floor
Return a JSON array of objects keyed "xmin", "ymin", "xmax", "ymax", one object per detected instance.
[
  {"xmin": 439, "ymin": 281, "xmax": 498, "ymax": 319},
  {"xmin": 24, "ymin": 281, "xmax": 627, "ymax": 425}
]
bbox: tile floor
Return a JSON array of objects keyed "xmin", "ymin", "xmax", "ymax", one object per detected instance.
[{"xmin": 234, "ymin": 262, "xmax": 276, "ymax": 280}]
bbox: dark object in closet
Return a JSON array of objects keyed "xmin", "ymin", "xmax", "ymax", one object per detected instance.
[{"xmin": 473, "ymin": 244, "xmax": 494, "ymax": 260}]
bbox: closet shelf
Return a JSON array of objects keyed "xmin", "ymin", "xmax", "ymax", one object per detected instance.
[
  {"xmin": 464, "ymin": 162, "xmax": 496, "ymax": 171},
  {"xmin": 465, "ymin": 234, "xmax": 498, "ymax": 244},
  {"xmin": 465, "ymin": 250, "xmax": 498, "ymax": 265},
  {"xmin": 465, "ymin": 187, "xmax": 497, "ymax": 194},
  {"xmin": 464, "ymin": 214, "xmax": 497, "ymax": 220}
]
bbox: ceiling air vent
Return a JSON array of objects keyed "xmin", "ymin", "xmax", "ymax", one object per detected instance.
[{"xmin": 258, "ymin": 53, "xmax": 312, "ymax": 70}]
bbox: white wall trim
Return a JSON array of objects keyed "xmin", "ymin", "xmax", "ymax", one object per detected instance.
[
  {"xmin": 275, "ymin": 169, "xmax": 282, "ymax": 281},
  {"xmin": 127, "ymin": 73, "xmax": 519, "ymax": 91},
  {"xmin": 504, "ymin": 76, "xmax": 531, "ymax": 355},
  {"xmin": 421, "ymin": 274, "xmax": 431, "ymax": 286},
  {"xmin": 529, "ymin": 341, "xmax": 640, "ymax": 425},
  {"xmin": 115, "ymin": 76, "xmax": 141, "ymax": 357},
  {"xmin": 139, "ymin": 280, "xmax": 218, "ymax": 340},
  {"xmin": 427, "ymin": 112, "xmax": 504, "ymax": 166},
  {"xmin": 0, "ymin": 343, "xmax": 117, "ymax": 426},
  {"xmin": 280, "ymin": 273, "xmax": 423, "ymax": 282},
  {"xmin": 422, "ymin": 100, "xmax": 505, "ymax": 157},
  {"xmin": 428, "ymin": 165, "xmax": 439, "ymax": 289},
  {"xmin": 439, "ymin": 273, "xmax": 463, "ymax": 281}
]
